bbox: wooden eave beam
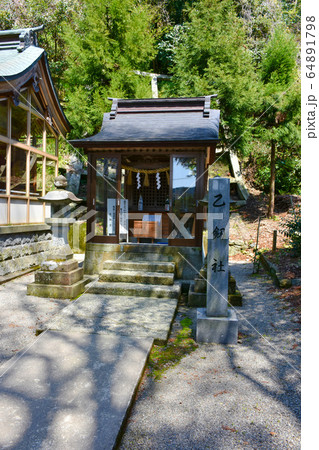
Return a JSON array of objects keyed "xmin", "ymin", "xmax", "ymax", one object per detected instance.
[{"xmin": 38, "ymin": 58, "xmax": 70, "ymax": 136}]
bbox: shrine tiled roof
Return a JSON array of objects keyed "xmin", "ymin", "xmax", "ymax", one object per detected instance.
[
  {"xmin": 71, "ymin": 96, "xmax": 220, "ymax": 147},
  {"xmin": 0, "ymin": 27, "xmax": 44, "ymax": 81},
  {"xmin": 0, "ymin": 26, "xmax": 70, "ymax": 134}
]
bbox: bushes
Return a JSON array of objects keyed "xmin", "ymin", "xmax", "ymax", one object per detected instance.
[
  {"xmin": 250, "ymin": 151, "xmax": 301, "ymax": 195},
  {"xmin": 280, "ymin": 206, "xmax": 301, "ymax": 256}
]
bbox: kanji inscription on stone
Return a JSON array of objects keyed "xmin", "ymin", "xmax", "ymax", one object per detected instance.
[{"xmin": 206, "ymin": 177, "xmax": 230, "ymax": 317}]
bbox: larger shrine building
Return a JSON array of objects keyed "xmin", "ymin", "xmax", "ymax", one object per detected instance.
[{"xmin": 0, "ymin": 26, "xmax": 70, "ymax": 227}]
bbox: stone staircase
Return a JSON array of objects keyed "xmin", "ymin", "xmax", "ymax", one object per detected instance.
[
  {"xmin": 87, "ymin": 259, "xmax": 181, "ymax": 300},
  {"xmin": 39, "ymin": 256, "xmax": 181, "ymax": 346}
]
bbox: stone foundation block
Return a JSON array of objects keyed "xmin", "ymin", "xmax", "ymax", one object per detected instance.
[
  {"xmin": 228, "ymin": 290, "xmax": 243, "ymax": 306},
  {"xmin": 194, "ymin": 277, "xmax": 206, "ymax": 293},
  {"xmin": 35, "ymin": 267, "xmax": 84, "ymax": 286},
  {"xmin": 196, "ymin": 308, "xmax": 238, "ymax": 344},
  {"xmin": 188, "ymin": 285, "xmax": 243, "ymax": 308},
  {"xmin": 40, "ymin": 259, "xmax": 79, "ymax": 273},
  {"xmin": 27, "ymin": 277, "xmax": 89, "ymax": 299},
  {"xmin": 188, "ymin": 284, "xmax": 206, "ymax": 307},
  {"xmin": 0, "ymin": 250, "xmax": 54, "ymax": 277},
  {"xmin": 229, "ymin": 275, "xmax": 237, "ymax": 294},
  {"xmin": 0, "ymin": 240, "xmax": 53, "ymax": 262}
]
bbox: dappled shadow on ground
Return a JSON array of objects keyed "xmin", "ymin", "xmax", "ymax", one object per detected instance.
[
  {"xmin": 0, "ymin": 260, "xmax": 301, "ymax": 449},
  {"xmin": 236, "ymin": 192, "xmax": 300, "ymax": 224},
  {"xmin": 0, "ymin": 295, "xmax": 152, "ymax": 449},
  {"xmin": 119, "ymin": 261, "xmax": 301, "ymax": 450},
  {"xmin": 0, "ymin": 274, "xmax": 67, "ymax": 366}
]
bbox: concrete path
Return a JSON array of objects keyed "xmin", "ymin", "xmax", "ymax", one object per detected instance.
[
  {"xmin": 0, "ymin": 331, "xmax": 152, "ymax": 449},
  {"xmin": 0, "ymin": 269, "xmax": 177, "ymax": 449},
  {"xmin": 40, "ymin": 293, "xmax": 177, "ymax": 345}
]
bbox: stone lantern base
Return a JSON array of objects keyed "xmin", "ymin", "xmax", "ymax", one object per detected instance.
[{"xmin": 45, "ymin": 218, "xmax": 75, "ymax": 246}]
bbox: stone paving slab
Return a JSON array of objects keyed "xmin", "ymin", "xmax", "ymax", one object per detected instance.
[
  {"xmin": 0, "ymin": 331, "xmax": 153, "ymax": 450},
  {"xmin": 41, "ymin": 294, "xmax": 178, "ymax": 345}
]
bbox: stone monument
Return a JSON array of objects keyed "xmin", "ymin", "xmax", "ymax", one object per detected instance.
[
  {"xmin": 196, "ymin": 177, "xmax": 238, "ymax": 344},
  {"xmin": 66, "ymin": 155, "xmax": 83, "ymax": 196}
]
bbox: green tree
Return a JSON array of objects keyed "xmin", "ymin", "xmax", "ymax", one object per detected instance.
[
  {"xmin": 257, "ymin": 26, "xmax": 300, "ymax": 217},
  {"xmin": 168, "ymin": 0, "xmax": 260, "ymax": 155},
  {"xmin": 235, "ymin": 0, "xmax": 284, "ymax": 64},
  {"xmin": 62, "ymin": 0, "xmax": 156, "ymax": 138}
]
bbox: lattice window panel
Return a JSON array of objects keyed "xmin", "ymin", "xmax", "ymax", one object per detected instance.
[{"xmin": 132, "ymin": 172, "xmax": 169, "ymax": 209}]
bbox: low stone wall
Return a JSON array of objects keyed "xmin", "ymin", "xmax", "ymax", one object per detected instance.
[
  {"xmin": 0, "ymin": 226, "xmax": 63, "ymax": 277},
  {"xmin": 259, "ymin": 253, "xmax": 297, "ymax": 288}
]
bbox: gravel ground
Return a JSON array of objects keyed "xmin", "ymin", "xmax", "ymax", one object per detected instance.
[
  {"xmin": 119, "ymin": 261, "xmax": 301, "ymax": 450},
  {"xmin": 0, "ymin": 273, "xmax": 68, "ymax": 374}
]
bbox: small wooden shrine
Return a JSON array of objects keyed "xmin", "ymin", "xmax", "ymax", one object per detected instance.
[{"xmin": 71, "ymin": 96, "xmax": 220, "ymax": 248}]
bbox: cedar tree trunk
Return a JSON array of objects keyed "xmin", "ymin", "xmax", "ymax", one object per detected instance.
[{"xmin": 267, "ymin": 140, "xmax": 276, "ymax": 218}]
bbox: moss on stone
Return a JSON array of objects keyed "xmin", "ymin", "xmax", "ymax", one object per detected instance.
[
  {"xmin": 147, "ymin": 318, "xmax": 198, "ymax": 381},
  {"xmin": 68, "ymin": 221, "xmax": 87, "ymax": 253}
]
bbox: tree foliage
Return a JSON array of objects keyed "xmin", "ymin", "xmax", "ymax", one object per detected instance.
[
  {"xmin": 256, "ymin": 26, "xmax": 300, "ymax": 215},
  {"xmin": 0, "ymin": 0, "xmax": 81, "ymax": 90},
  {"xmin": 0, "ymin": 0, "xmax": 301, "ymax": 199},
  {"xmin": 62, "ymin": 0, "xmax": 156, "ymax": 138},
  {"xmin": 166, "ymin": 0, "xmax": 260, "ymax": 155}
]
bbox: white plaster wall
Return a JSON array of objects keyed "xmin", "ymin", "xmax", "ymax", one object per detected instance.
[
  {"xmin": 10, "ymin": 199, "xmax": 27, "ymax": 224},
  {"xmin": 30, "ymin": 201, "xmax": 44, "ymax": 223},
  {"xmin": 0, "ymin": 198, "xmax": 7, "ymax": 224}
]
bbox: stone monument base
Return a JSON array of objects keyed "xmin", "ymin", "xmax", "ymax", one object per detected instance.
[{"xmin": 196, "ymin": 308, "xmax": 238, "ymax": 344}]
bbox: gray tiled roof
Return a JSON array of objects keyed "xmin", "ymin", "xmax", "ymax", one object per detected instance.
[
  {"xmin": 71, "ymin": 97, "xmax": 220, "ymax": 146},
  {"xmin": 0, "ymin": 46, "xmax": 44, "ymax": 80}
]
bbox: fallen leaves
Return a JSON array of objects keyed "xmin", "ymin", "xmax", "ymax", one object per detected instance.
[
  {"xmin": 222, "ymin": 425, "xmax": 238, "ymax": 432},
  {"xmin": 213, "ymin": 390, "xmax": 229, "ymax": 397}
]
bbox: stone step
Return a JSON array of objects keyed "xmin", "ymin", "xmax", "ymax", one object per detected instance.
[
  {"xmin": 99, "ymin": 269, "xmax": 174, "ymax": 286},
  {"xmin": 187, "ymin": 284, "xmax": 243, "ymax": 307},
  {"xmin": 103, "ymin": 260, "xmax": 175, "ymax": 273},
  {"xmin": 121, "ymin": 253, "xmax": 173, "ymax": 262},
  {"xmin": 188, "ymin": 283, "xmax": 206, "ymax": 307},
  {"xmin": 87, "ymin": 281, "xmax": 181, "ymax": 299}
]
